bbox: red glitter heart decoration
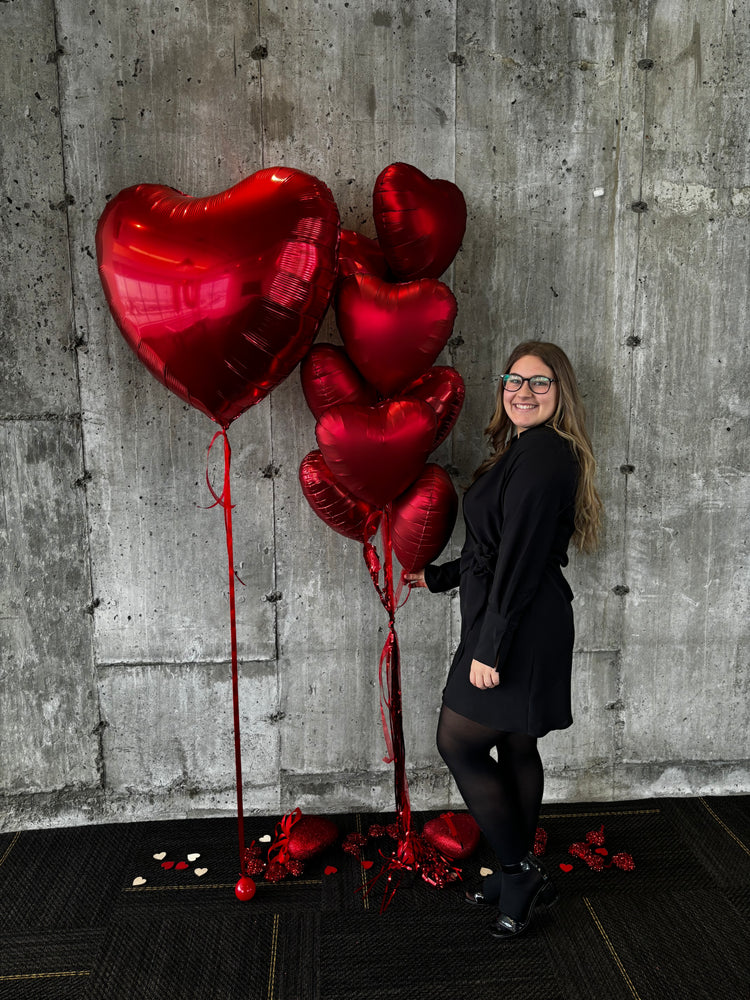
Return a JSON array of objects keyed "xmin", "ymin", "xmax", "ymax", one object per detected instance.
[
  {"xmin": 96, "ymin": 167, "xmax": 340, "ymax": 427},
  {"xmin": 315, "ymin": 399, "xmax": 437, "ymax": 508},
  {"xmin": 422, "ymin": 811, "xmax": 480, "ymax": 861},
  {"xmin": 287, "ymin": 814, "xmax": 339, "ymax": 861},
  {"xmin": 373, "ymin": 162, "xmax": 467, "ymax": 280},
  {"xmin": 336, "ymin": 274, "xmax": 457, "ymax": 398},
  {"xmin": 391, "ymin": 464, "xmax": 458, "ymax": 573}
]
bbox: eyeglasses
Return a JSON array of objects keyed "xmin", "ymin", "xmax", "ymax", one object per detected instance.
[{"xmin": 502, "ymin": 374, "xmax": 557, "ymax": 395}]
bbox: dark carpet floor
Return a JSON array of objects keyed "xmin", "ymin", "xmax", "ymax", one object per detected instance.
[{"xmin": 0, "ymin": 796, "xmax": 748, "ymax": 999}]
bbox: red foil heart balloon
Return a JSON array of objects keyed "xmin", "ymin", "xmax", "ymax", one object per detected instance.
[
  {"xmin": 96, "ymin": 167, "xmax": 340, "ymax": 427},
  {"xmin": 300, "ymin": 344, "xmax": 377, "ymax": 422},
  {"xmin": 337, "ymin": 229, "xmax": 389, "ymax": 285},
  {"xmin": 403, "ymin": 366, "xmax": 465, "ymax": 448},
  {"xmin": 315, "ymin": 400, "xmax": 437, "ymax": 508},
  {"xmin": 336, "ymin": 274, "xmax": 457, "ymax": 398},
  {"xmin": 391, "ymin": 464, "xmax": 458, "ymax": 572},
  {"xmin": 422, "ymin": 812, "xmax": 480, "ymax": 860},
  {"xmin": 373, "ymin": 162, "xmax": 467, "ymax": 280},
  {"xmin": 299, "ymin": 450, "xmax": 381, "ymax": 541}
]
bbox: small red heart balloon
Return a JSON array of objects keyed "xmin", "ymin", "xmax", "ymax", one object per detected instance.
[
  {"xmin": 315, "ymin": 399, "xmax": 437, "ymax": 508},
  {"xmin": 391, "ymin": 465, "xmax": 458, "ymax": 572},
  {"xmin": 373, "ymin": 162, "xmax": 467, "ymax": 280},
  {"xmin": 403, "ymin": 366, "xmax": 465, "ymax": 448},
  {"xmin": 337, "ymin": 229, "xmax": 389, "ymax": 285},
  {"xmin": 300, "ymin": 344, "xmax": 377, "ymax": 421},
  {"xmin": 299, "ymin": 450, "xmax": 381, "ymax": 541},
  {"xmin": 336, "ymin": 274, "xmax": 457, "ymax": 397},
  {"xmin": 96, "ymin": 167, "xmax": 340, "ymax": 428}
]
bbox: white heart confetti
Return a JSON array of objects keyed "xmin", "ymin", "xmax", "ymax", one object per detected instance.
[
  {"xmin": 194, "ymin": 868, "xmax": 208, "ymax": 877},
  {"xmin": 479, "ymin": 866, "xmax": 494, "ymax": 877},
  {"xmin": 258, "ymin": 835, "xmax": 272, "ymax": 843},
  {"xmin": 187, "ymin": 853, "xmax": 200, "ymax": 862},
  {"xmin": 132, "ymin": 876, "xmax": 147, "ymax": 886},
  {"xmin": 153, "ymin": 852, "xmax": 166, "ymax": 861}
]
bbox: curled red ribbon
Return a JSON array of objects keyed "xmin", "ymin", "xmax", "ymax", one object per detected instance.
[{"xmin": 268, "ymin": 807, "xmax": 303, "ymax": 866}]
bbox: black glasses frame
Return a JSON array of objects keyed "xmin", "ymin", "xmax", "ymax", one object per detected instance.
[{"xmin": 502, "ymin": 374, "xmax": 557, "ymax": 395}]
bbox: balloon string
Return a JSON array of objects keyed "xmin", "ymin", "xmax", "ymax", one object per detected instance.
[{"xmin": 205, "ymin": 429, "xmax": 246, "ymax": 872}]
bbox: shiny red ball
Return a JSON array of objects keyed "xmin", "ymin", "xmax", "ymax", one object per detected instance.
[{"xmin": 234, "ymin": 876, "xmax": 257, "ymax": 901}]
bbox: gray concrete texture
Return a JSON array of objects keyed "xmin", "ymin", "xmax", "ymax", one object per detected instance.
[{"xmin": 1, "ymin": 1, "xmax": 748, "ymax": 831}]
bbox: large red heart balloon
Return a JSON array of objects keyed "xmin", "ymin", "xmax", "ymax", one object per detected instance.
[
  {"xmin": 391, "ymin": 464, "xmax": 458, "ymax": 572},
  {"xmin": 337, "ymin": 229, "xmax": 389, "ymax": 285},
  {"xmin": 315, "ymin": 400, "xmax": 437, "ymax": 508},
  {"xmin": 299, "ymin": 450, "xmax": 381, "ymax": 541},
  {"xmin": 373, "ymin": 162, "xmax": 467, "ymax": 281},
  {"xmin": 336, "ymin": 274, "xmax": 457, "ymax": 398},
  {"xmin": 96, "ymin": 167, "xmax": 340, "ymax": 427},
  {"xmin": 300, "ymin": 344, "xmax": 377, "ymax": 422},
  {"xmin": 403, "ymin": 366, "xmax": 465, "ymax": 449}
]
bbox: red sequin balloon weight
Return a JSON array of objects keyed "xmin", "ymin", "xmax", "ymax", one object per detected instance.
[{"xmin": 96, "ymin": 167, "xmax": 340, "ymax": 428}]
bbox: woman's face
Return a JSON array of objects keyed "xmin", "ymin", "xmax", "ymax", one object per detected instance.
[{"xmin": 502, "ymin": 354, "xmax": 559, "ymax": 434}]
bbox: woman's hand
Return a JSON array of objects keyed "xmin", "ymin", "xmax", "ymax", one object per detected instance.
[
  {"xmin": 404, "ymin": 569, "xmax": 427, "ymax": 588},
  {"xmin": 470, "ymin": 659, "xmax": 500, "ymax": 689}
]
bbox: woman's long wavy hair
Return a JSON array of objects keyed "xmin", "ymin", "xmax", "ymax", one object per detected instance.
[{"xmin": 474, "ymin": 341, "xmax": 602, "ymax": 553}]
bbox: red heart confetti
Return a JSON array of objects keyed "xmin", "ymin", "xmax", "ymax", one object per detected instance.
[
  {"xmin": 595, "ymin": 847, "xmax": 609, "ymax": 856},
  {"xmin": 161, "ymin": 861, "xmax": 175, "ymax": 870},
  {"xmin": 324, "ymin": 866, "xmax": 338, "ymax": 876},
  {"xmin": 361, "ymin": 860, "xmax": 374, "ymax": 870},
  {"xmin": 176, "ymin": 861, "xmax": 189, "ymax": 870},
  {"xmin": 559, "ymin": 863, "xmax": 574, "ymax": 873}
]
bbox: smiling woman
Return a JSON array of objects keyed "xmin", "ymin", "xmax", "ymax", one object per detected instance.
[{"xmin": 405, "ymin": 340, "xmax": 602, "ymax": 941}]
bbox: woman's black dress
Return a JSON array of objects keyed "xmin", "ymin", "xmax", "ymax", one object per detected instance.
[{"xmin": 424, "ymin": 423, "xmax": 578, "ymax": 738}]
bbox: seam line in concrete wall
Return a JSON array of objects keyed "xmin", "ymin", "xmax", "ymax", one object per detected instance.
[
  {"xmin": 257, "ymin": 6, "xmax": 266, "ymax": 170},
  {"xmin": 94, "ymin": 658, "xmax": 277, "ymax": 671},
  {"xmin": 51, "ymin": 0, "xmax": 107, "ymax": 793}
]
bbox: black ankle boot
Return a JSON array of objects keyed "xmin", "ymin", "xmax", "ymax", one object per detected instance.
[
  {"xmin": 465, "ymin": 855, "xmax": 557, "ymax": 908},
  {"xmin": 489, "ymin": 863, "xmax": 549, "ymax": 939}
]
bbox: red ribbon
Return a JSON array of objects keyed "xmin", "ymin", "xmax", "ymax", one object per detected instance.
[
  {"xmin": 268, "ymin": 807, "xmax": 303, "ymax": 866},
  {"xmin": 203, "ymin": 429, "xmax": 247, "ymax": 876}
]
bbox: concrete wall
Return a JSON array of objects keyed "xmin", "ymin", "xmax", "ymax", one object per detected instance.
[{"xmin": 1, "ymin": 0, "xmax": 748, "ymax": 831}]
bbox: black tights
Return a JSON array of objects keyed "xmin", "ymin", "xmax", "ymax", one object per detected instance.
[{"xmin": 436, "ymin": 704, "xmax": 544, "ymax": 867}]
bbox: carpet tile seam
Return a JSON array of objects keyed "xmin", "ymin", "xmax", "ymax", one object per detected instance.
[
  {"xmin": 356, "ymin": 813, "xmax": 370, "ymax": 911},
  {"xmin": 267, "ymin": 912, "xmax": 280, "ymax": 1000},
  {"xmin": 699, "ymin": 797, "xmax": 750, "ymax": 858},
  {"xmin": 0, "ymin": 970, "xmax": 91, "ymax": 981},
  {"xmin": 539, "ymin": 809, "xmax": 660, "ymax": 820},
  {"xmin": 583, "ymin": 896, "xmax": 642, "ymax": 1000},
  {"xmin": 122, "ymin": 880, "xmax": 322, "ymax": 893},
  {"xmin": 0, "ymin": 832, "xmax": 21, "ymax": 870}
]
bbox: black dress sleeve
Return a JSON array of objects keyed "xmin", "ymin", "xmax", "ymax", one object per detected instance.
[
  {"xmin": 424, "ymin": 558, "xmax": 461, "ymax": 593},
  {"xmin": 472, "ymin": 431, "xmax": 577, "ymax": 671}
]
